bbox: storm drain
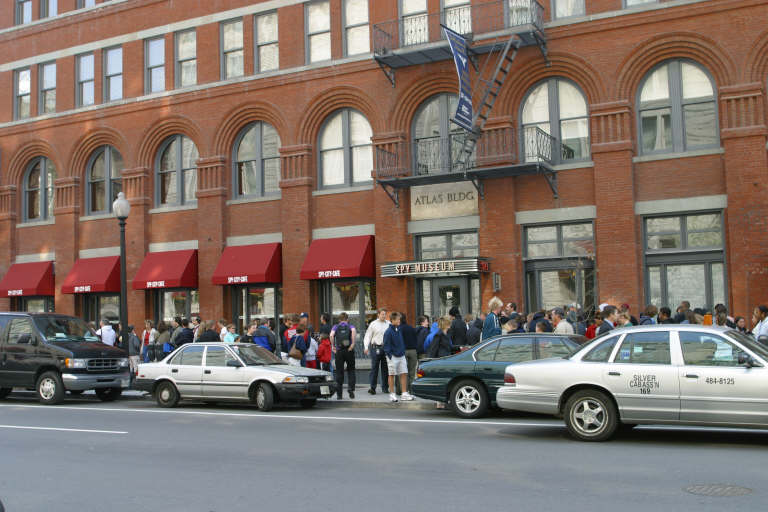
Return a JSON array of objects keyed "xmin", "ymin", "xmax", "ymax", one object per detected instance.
[{"xmin": 684, "ymin": 484, "xmax": 753, "ymax": 497}]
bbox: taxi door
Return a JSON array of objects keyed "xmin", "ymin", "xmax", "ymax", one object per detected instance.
[
  {"xmin": 170, "ymin": 345, "xmax": 204, "ymax": 397},
  {"xmin": 604, "ymin": 330, "xmax": 680, "ymax": 422},
  {"xmin": 202, "ymin": 346, "xmax": 248, "ymax": 398},
  {"xmin": 677, "ymin": 330, "xmax": 768, "ymax": 426}
]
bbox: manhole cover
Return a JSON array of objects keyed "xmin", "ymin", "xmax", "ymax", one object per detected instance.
[{"xmin": 684, "ymin": 484, "xmax": 753, "ymax": 497}]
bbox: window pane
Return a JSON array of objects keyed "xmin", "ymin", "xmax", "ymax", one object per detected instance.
[
  {"xmin": 560, "ymin": 118, "xmax": 589, "ymax": 160},
  {"xmin": 346, "ymin": 25, "xmax": 370, "ymax": 55},
  {"xmin": 403, "ymin": 13, "xmax": 428, "ymax": 46},
  {"xmin": 17, "ymin": 69, "xmax": 30, "ymax": 93},
  {"xmin": 555, "ymin": 0, "xmax": 584, "ymax": 18},
  {"xmin": 160, "ymin": 139, "xmax": 178, "ymax": 171},
  {"xmin": 452, "ymin": 232, "xmax": 478, "ymax": 248},
  {"xmin": 614, "ymin": 331, "xmax": 670, "ymax": 364},
  {"xmin": 264, "ymin": 158, "xmax": 280, "ymax": 193},
  {"xmin": 42, "ymin": 64, "xmax": 56, "ymax": 89},
  {"xmin": 681, "ymin": 63, "xmax": 713, "ymax": 99},
  {"xmin": 237, "ymin": 126, "xmax": 258, "ymax": 162},
  {"xmin": 178, "ymin": 31, "xmax": 196, "ymax": 60},
  {"xmin": 445, "ymin": 5, "xmax": 471, "ymax": 35},
  {"xmin": 349, "ymin": 111, "xmax": 372, "ymax": 146},
  {"xmin": 81, "ymin": 81, "xmax": 94, "ymax": 106},
  {"xmin": 711, "ymin": 263, "xmax": 725, "ymax": 308},
  {"xmin": 351, "ymin": 145, "xmax": 373, "ymax": 182},
  {"xmin": 308, "ymin": 1, "xmax": 330, "ymax": 32},
  {"xmin": 583, "ymin": 335, "xmax": 619, "ymax": 362},
  {"xmin": 421, "ymin": 235, "xmax": 447, "ymax": 251},
  {"xmin": 150, "ymin": 67, "xmax": 165, "ymax": 92},
  {"xmin": 346, "ymin": 0, "xmax": 369, "ymax": 25},
  {"xmin": 403, "ymin": 0, "xmax": 426, "ymax": 15},
  {"xmin": 79, "ymin": 54, "xmax": 94, "ymax": 80},
  {"xmin": 646, "ymin": 216, "xmax": 680, "ymax": 234},
  {"xmin": 22, "ymin": 1, "xmax": 32, "ymax": 23},
  {"xmin": 680, "ymin": 331, "xmax": 743, "ymax": 367},
  {"xmin": 648, "ymin": 266, "xmax": 662, "ymax": 308},
  {"xmin": 179, "ymin": 345, "xmax": 203, "ymax": 366},
  {"xmin": 27, "ymin": 162, "xmax": 40, "ymax": 189},
  {"xmin": 687, "ymin": 231, "xmax": 721, "ymax": 248},
  {"xmin": 558, "ymin": 81, "xmax": 587, "ymax": 118},
  {"xmin": 238, "ymin": 161, "xmax": 259, "ymax": 196},
  {"xmin": 495, "ymin": 338, "xmax": 533, "ymax": 363},
  {"xmin": 528, "ymin": 240, "xmax": 559, "ymax": 256},
  {"xmin": 205, "ymin": 346, "xmax": 227, "ymax": 366},
  {"xmin": 683, "ymin": 102, "xmax": 717, "ymax": 147},
  {"xmin": 18, "ymin": 95, "xmax": 30, "ymax": 118},
  {"xmin": 148, "ymin": 39, "xmax": 164, "ymax": 67},
  {"xmin": 108, "ymin": 75, "xmax": 123, "ymax": 101},
  {"xmin": 106, "ymin": 48, "xmax": 122, "ymax": 75},
  {"xmin": 184, "ymin": 169, "xmax": 196, "ymax": 202},
  {"xmin": 181, "ymin": 137, "xmax": 198, "ymax": 169},
  {"xmin": 223, "ymin": 21, "xmax": 243, "ymax": 51},
  {"xmin": 522, "ymin": 82, "xmax": 549, "ymax": 124},
  {"xmin": 640, "ymin": 65, "xmax": 669, "ymax": 103},
  {"xmin": 91, "ymin": 151, "xmax": 105, "ymax": 180},
  {"xmin": 310, "ymin": 32, "xmax": 331, "ymax": 62},
  {"xmin": 320, "ymin": 112, "xmax": 343, "ymax": 149},
  {"xmin": 257, "ymin": 13, "xmax": 278, "ymax": 43},
  {"xmin": 414, "ymin": 97, "xmax": 441, "ymax": 139},
  {"xmin": 563, "ymin": 239, "xmax": 594, "ymax": 257},
  {"xmin": 641, "ymin": 108, "xmax": 672, "ymax": 152},
  {"xmin": 687, "ymin": 214, "xmax": 720, "ymax": 231},
  {"xmin": 110, "ymin": 149, "xmax": 124, "ymax": 178},
  {"xmin": 160, "ymin": 171, "xmax": 177, "ymax": 204},
  {"xmin": 666, "ymin": 264, "xmax": 706, "ymax": 311},
  {"xmin": 321, "ymin": 149, "xmax": 344, "ymax": 186},
  {"xmin": 262, "ymin": 123, "xmax": 280, "ymax": 157},
  {"xmin": 91, "ymin": 180, "xmax": 105, "ymax": 212},
  {"xmin": 540, "ymin": 269, "xmax": 577, "ymax": 311},
  {"xmin": 27, "ymin": 190, "xmax": 40, "ymax": 219},
  {"xmin": 46, "ymin": 162, "xmax": 55, "ymax": 215},
  {"xmin": 562, "ymin": 223, "xmax": 592, "ymax": 239},
  {"xmin": 259, "ymin": 44, "xmax": 279, "ymax": 71},
  {"xmin": 225, "ymin": 50, "xmax": 244, "ymax": 78},
  {"xmin": 180, "ymin": 61, "xmax": 196, "ymax": 87},
  {"xmin": 647, "ymin": 234, "xmax": 681, "ymax": 250},
  {"xmin": 539, "ymin": 336, "xmax": 576, "ymax": 358},
  {"xmin": 43, "ymin": 90, "xmax": 56, "ymax": 113},
  {"xmin": 111, "ymin": 178, "xmax": 121, "ymax": 204},
  {"xmin": 527, "ymin": 226, "xmax": 557, "ymax": 241},
  {"xmin": 474, "ymin": 341, "xmax": 498, "ymax": 361}
]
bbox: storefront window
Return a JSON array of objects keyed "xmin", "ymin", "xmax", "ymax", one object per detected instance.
[
  {"xmin": 233, "ymin": 286, "xmax": 279, "ymax": 333},
  {"xmin": 644, "ymin": 212, "xmax": 725, "ymax": 310},
  {"xmin": 16, "ymin": 297, "xmax": 54, "ymax": 313},
  {"xmin": 82, "ymin": 295, "xmax": 120, "ymax": 324},
  {"xmin": 417, "ymin": 231, "xmax": 478, "ymax": 260},
  {"xmin": 524, "ymin": 221, "xmax": 595, "ymax": 313},
  {"xmin": 158, "ymin": 289, "xmax": 199, "ymax": 323},
  {"xmin": 320, "ymin": 279, "xmax": 375, "ymax": 358}
]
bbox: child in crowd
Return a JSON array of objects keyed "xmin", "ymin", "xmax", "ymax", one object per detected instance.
[
  {"xmin": 306, "ymin": 333, "xmax": 319, "ymax": 369},
  {"xmin": 317, "ymin": 333, "xmax": 332, "ymax": 372}
]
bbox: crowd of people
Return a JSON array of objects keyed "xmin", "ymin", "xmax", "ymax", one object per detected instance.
[{"xmin": 89, "ymin": 297, "xmax": 768, "ymax": 401}]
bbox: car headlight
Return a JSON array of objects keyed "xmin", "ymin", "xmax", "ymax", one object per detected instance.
[
  {"xmin": 325, "ymin": 375, "xmax": 334, "ymax": 382},
  {"xmin": 118, "ymin": 358, "xmax": 130, "ymax": 368},
  {"xmin": 64, "ymin": 358, "xmax": 87, "ymax": 369},
  {"xmin": 282, "ymin": 376, "xmax": 308, "ymax": 384}
]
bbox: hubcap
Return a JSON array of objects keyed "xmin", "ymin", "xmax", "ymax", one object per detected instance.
[
  {"xmin": 571, "ymin": 398, "xmax": 606, "ymax": 435},
  {"xmin": 455, "ymin": 386, "xmax": 481, "ymax": 414},
  {"xmin": 257, "ymin": 388, "xmax": 265, "ymax": 408},
  {"xmin": 160, "ymin": 386, "xmax": 171, "ymax": 402},
  {"xmin": 39, "ymin": 378, "xmax": 56, "ymax": 400}
]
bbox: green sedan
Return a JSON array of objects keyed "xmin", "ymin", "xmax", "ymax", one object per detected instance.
[{"xmin": 413, "ymin": 333, "xmax": 586, "ymax": 418}]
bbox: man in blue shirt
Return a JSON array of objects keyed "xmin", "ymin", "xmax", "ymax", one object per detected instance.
[
  {"xmin": 383, "ymin": 312, "xmax": 413, "ymax": 403},
  {"xmin": 482, "ymin": 297, "xmax": 504, "ymax": 340}
]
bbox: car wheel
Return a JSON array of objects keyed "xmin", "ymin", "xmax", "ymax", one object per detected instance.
[
  {"xmin": 564, "ymin": 389, "xmax": 618, "ymax": 442},
  {"xmin": 155, "ymin": 381, "xmax": 179, "ymax": 408},
  {"xmin": 95, "ymin": 387, "xmax": 122, "ymax": 402},
  {"xmin": 450, "ymin": 379, "xmax": 488, "ymax": 419},
  {"xmin": 299, "ymin": 399, "xmax": 317, "ymax": 408},
  {"xmin": 36, "ymin": 371, "xmax": 65, "ymax": 405},
  {"xmin": 68, "ymin": 390, "xmax": 84, "ymax": 396},
  {"xmin": 0, "ymin": 388, "xmax": 12, "ymax": 399},
  {"xmin": 253, "ymin": 383, "xmax": 274, "ymax": 412}
]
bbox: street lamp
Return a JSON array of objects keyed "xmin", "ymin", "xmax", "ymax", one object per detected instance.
[{"xmin": 113, "ymin": 192, "xmax": 130, "ymax": 354}]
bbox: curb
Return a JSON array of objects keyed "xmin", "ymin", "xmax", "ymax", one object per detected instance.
[{"xmin": 315, "ymin": 399, "xmax": 437, "ymax": 411}]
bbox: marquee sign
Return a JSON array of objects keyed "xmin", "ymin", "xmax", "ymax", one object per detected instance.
[{"xmin": 381, "ymin": 258, "xmax": 489, "ymax": 278}]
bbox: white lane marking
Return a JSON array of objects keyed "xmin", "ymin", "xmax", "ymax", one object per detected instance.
[
  {"xmin": 0, "ymin": 403, "xmax": 560, "ymax": 428},
  {"xmin": 0, "ymin": 424, "xmax": 127, "ymax": 434}
]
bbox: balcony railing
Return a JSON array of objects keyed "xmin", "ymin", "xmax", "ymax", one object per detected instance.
[{"xmin": 373, "ymin": 0, "xmax": 544, "ymax": 56}]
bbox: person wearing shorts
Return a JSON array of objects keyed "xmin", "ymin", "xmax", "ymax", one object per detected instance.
[{"xmin": 382, "ymin": 312, "xmax": 414, "ymax": 402}]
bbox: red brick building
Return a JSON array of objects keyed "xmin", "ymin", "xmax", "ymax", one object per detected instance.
[{"xmin": 0, "ymin": 0, "xmax": 766, "ymax": 341}]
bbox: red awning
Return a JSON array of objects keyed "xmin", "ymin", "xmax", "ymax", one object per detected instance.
[
  {"xmin": 300, "ymin": 235, "xmax": 375, "ymax": 280},
  {"xmin": 212, "ymin": 243, "xmax": 282, "ymax": 285},
  {"xmin": 0, "ymin": 261, "xmax": 55, "ymax": 297},
  {"xmin": 61, "ymin": 256, "xmax": 121, "ymax": 294},
  {"xmin": 132, "ymin": 250, "xmax": 198, "ymax": 290}
]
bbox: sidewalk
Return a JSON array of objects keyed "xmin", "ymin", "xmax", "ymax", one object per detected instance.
[{"xmin": 77, "ymin": 387, "xmax": 439, "ymax": 411}]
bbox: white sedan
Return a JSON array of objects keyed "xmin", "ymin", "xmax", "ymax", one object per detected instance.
[
  {"xmin": 496, "ymin": 325, "xmax": 768, "ymax": 441},
  {"xmin": 135, "ymin": 342, "xmax": 336, "ymax": 410}
]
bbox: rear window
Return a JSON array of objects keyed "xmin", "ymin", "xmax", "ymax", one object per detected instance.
[
  {"xmin": 613, "ymin": 331, "xmax": 671, "ymax": 365},
  {"xmin": 581, "ymin": 335, "xmax": 620, "ymax": 362}
]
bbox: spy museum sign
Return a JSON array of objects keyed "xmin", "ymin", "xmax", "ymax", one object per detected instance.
[{"xmin": 410, "ymin": 182, "xmax": 478, "ymax": 221}]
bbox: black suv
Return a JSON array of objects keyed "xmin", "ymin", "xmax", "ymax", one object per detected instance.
[{"xmin": 0, "ymin": 313, "xmax": 129, "ymax": 405}]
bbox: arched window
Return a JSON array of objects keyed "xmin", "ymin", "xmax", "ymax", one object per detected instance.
[
  {"xmin": 521, "ymin": 78, "xmax": 589, "ymax": 163},
  {"xmin": 156, "ymin": 135, "xmax": 198, "ymax": 206},
  {"xmin": 638, "ymin": 60, "xmax": 718, "ymax": 154},
  {"xmin": 87, "ymin": 146, "xmax": 123, "ymax": 214},
  {"xmin": 233, "ymin": 122, "xmax": 281, "ymax": 198},
  {"xmin": 412, "ymin": 93, "xmax": 464, "ymax": 174},
  {"xmin": 23, "ymin": 157, "xmax": 56, "ymax": 222},
  {"xmin": 318, "ymin": 109, "xmax": 372, "ymax": 188}
]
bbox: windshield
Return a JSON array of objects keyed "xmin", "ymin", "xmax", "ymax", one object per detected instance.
[
  {"xmin": 726, "ymin": 330, "xmax": 768, "ymax": 362},
  {"xmin": 33, "ymin": 316, "xmax": 99, "ymax": 342},
  {"xmin": 231, "ymin": 345, "xmax": 284, "ymax": 365}
]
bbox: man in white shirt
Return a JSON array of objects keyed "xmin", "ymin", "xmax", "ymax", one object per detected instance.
[
  {"xmin": 96, "ymin": 319, "xmax": 117, "ymax": 346},
  {"xmin": 552, "ymin": 308, "xmax": 574, "ymax": 335},
  {"xmin": 752, "ymin": 305, "xmax": 768, "ymax": 339},
  {"xmin": 364, "ymin": 308, "xmax": 390, "ymax": 395}
]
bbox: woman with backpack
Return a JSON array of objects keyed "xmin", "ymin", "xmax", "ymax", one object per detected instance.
[{"xmin": 428, "ymin": 316, "xmax": 453, "ymax": 358}]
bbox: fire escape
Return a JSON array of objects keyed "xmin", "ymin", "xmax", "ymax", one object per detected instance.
[{"xmin": 372, "ymin": 0, "xmax": 566, "ymax": 207}]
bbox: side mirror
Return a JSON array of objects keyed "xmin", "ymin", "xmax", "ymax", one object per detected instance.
[
  {"xmin": 738, "ymin": 352, "xmax": 755, "ymax": 368},
  {"xmin": 17, "ymin": 334, "xmax": 32, "ymax": 345},
  {"xmin": 226, "ymin": 359, "xmax": 243, "ymax": 368}
]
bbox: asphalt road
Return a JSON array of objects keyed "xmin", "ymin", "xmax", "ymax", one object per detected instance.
[{"xmin": 0, "ymin": 394, "xmax": 767, "ymax": 512}]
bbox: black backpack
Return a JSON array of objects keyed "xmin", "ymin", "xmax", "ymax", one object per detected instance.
[{"xmin": 335, "ymin": 324, "xmax": 351, "ymax": 348}]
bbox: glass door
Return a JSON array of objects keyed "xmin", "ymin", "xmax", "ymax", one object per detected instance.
[
  {"xmin": 231, "ymin": 285, "xmax": 280, "ymax": 334},
  {"xmin": 430, "ymin": 278, "xmax": 468, "ymax": 319}
]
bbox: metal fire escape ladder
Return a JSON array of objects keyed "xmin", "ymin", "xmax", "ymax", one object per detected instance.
[{"xmin": 455, "ymin": 35, "xmax": 522, "ymax": 199}]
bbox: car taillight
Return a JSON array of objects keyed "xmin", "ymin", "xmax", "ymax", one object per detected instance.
[
  {"xmin": 504, "ymin": 372, "xmax": 516, "ymax": 385},
  {"xmin": 416, "ymin": 368, "xmax": 425, "ymax": 379}
]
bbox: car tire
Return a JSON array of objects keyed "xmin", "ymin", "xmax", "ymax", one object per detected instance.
[
  {"xmin": 36, "ymin": 371, "xmax": 65, "ymax": 405},
  {"xmin": 253, "ymin": 383, "xmax": 274, "ymax": 412},
  {"xmin": 299, "ymin": 399, "xmax": 317, "ymax": 408},
  {"xmin": 95, "ymin": 387, "xmax": 122, "ymax": 402},
  {"xmin": 0, "ymin": 387, "xmax": 12, "ymax": 399},
  {"xmin": 155, "ymin": 381, "xmax": 179, "ymax": 408},
  {"xmin": 68, "ymin": 390, "xmax": 84, "ymax": 396},
  {"xmin": 450, "ymin": 379, "xmax": 489, "ymax": 419},
  {"xmin": 564, "ymin": 389, "xmax": 618, "ymax": 442}
]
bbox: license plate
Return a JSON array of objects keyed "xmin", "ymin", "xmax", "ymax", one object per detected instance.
[{"xmin": 320, "ymin": 385, "xmax": 330, "ymax": 395}]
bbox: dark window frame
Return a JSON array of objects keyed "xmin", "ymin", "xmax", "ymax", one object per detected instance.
[
  {"xmin": 14, "ymin": 67, "xmax": 31, "ymax": 120},
  {"xmin": 174, "ymin": 29, "xmax": 197, "ymax": 88},
  {"xmin": 86, "ymin": 145, "xmax": 123, "ymax": 215},
  {"xmin": 317, "ymin": 108, "xmax": 373, "ymax": 189},
  {"xmin": 232, "ymin": 121, "xmax": 282, "ymax": 199},
  {"xmin": 154, "ymin": 134, "xmax": 198, "ymax": 207},
  {"xmin": 145, "ymin": 36, "xmax": 165, "ymax": 94},
  {"xmin": 103, "ymin": 45, "xmax": 123, "ymax": 103},
  {"xmin": 305, "ymin": 0, "xmax": 332, "ymax": 64},
  {"xmin": 15, "ymin": 0, "xmax": 32, "ymax": 25},
  {"xmin": 22, "ymin": 156, "xmax": 56, "ymax": 222},
  {"xmin": 254, "ymin": 11, "xmax": 279, "ymax": 73},
  {"xmin": 415, "ymin": 231, "xmax": 479, "ymax": 261},
  {"xmin": 342, "ymin": 0, "xmax": 370, "ymax": 56},
  {"xmin": 38, "ymin": 61, "xmax": 56, "ymax": 115},
  {"xmin": 550, "ymin": 0, "xmax": 585, "ymax": 19},
  {"xmin": 75, "ymin": 52, "xmax": 95, "ymax": 107},
  {"xmin": 40, "ymin": 0, "xmax": 57, "ymax": 18},
  {"xmin": 220, "ymin": 18, "xmax": 245, "ymax": 80}
]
